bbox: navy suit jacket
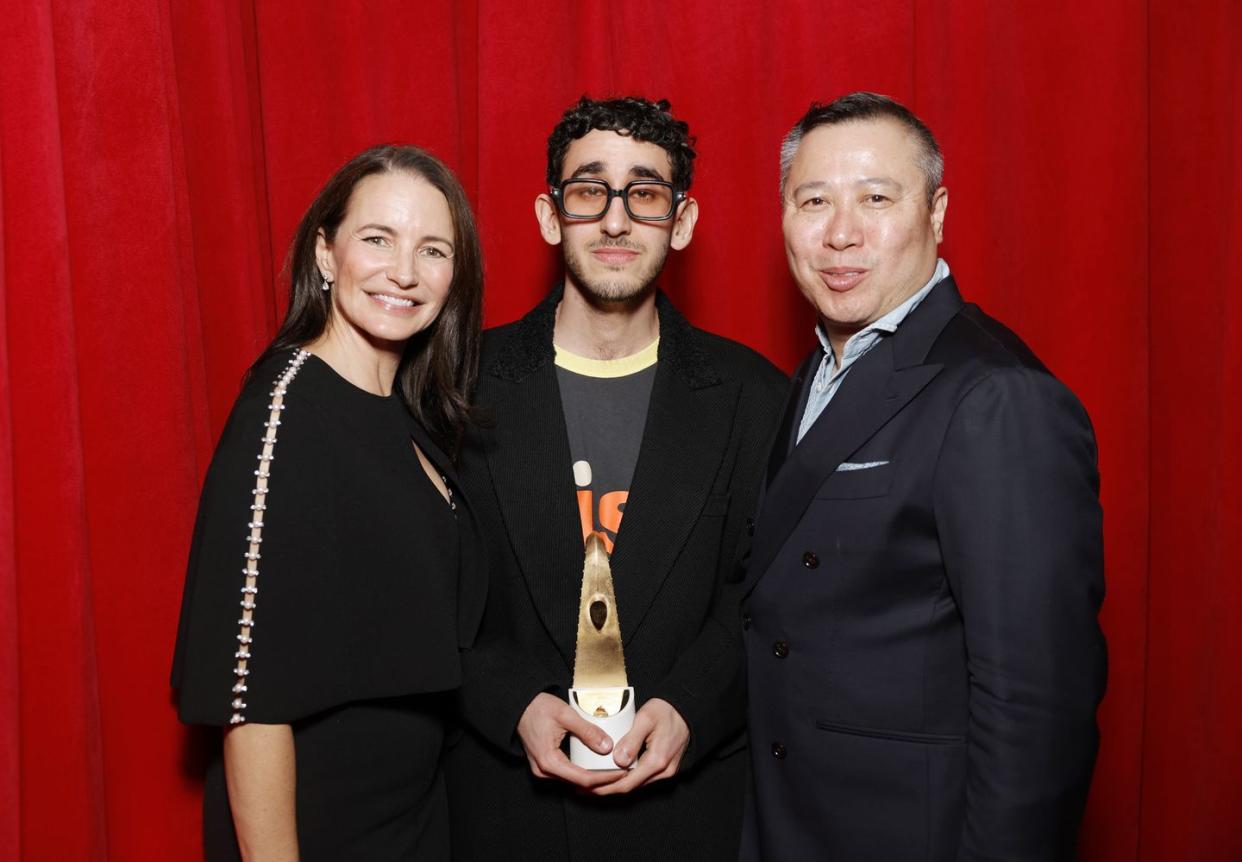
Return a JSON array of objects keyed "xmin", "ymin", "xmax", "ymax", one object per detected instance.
[{"xmin": 740, "ymin": 277, "xmax": 1106, "ymax": 861}]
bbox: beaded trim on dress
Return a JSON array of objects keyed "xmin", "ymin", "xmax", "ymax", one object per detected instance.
[{"xmin": 228, "ymin": 350, "xmax": 310, "ymax": 725}]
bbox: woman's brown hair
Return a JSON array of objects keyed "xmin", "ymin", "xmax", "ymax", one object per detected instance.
[{"xmin": 248, "ymin": 144, "xmax": 483, "ymax": 454}]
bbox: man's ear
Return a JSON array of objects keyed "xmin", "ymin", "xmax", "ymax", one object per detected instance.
[
  {"xmin": 314, "ymin": 229, "xmax": 336, "ymax": 281},
  {"xmin": 930, "ymin": 187, "xmax": 948, "ymax": 244},
  {"xmin": 669, "ymin": 196, "xmax": 699, "ymax": 251},
  {"xmin": 534, "ymin": 194, "xmax": 562, "ymax": 246}
]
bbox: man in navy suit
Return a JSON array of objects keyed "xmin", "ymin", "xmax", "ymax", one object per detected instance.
[{"xmin": 740, "ymin": 92, "xmax": 1106, "ymax": 861}]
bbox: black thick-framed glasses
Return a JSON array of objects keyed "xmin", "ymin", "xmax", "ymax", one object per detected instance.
[{"xmin": 551, "ymin": 178, "xmax": 686, "ymax": 221}]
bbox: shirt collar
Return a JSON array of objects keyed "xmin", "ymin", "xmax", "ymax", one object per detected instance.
[{"xmin": 814, "ymin": 258, "xmax": 951, "ymax": 358}]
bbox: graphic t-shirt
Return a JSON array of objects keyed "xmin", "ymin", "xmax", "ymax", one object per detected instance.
[{"xmin": 554, "ymin": 338, "xmax": 658, "ymax": 553}]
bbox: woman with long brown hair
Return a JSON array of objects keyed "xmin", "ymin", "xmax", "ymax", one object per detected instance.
[{"xmin": 172, "ymin": 145, "xmax": 485, "ymax": 860}]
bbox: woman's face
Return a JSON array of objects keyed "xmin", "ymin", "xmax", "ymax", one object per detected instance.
[{"xmin": 315, "ymin": 171, "xmax": 456, "ymax": 350}]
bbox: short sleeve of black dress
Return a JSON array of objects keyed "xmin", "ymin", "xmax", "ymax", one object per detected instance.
[{"xmin": 171, "ymin": 350, "xmax": 462, "ymax": 726}]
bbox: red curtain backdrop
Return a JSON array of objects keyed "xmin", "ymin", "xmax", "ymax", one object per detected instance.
[{"xmin": 1, "ymin": 1, "xmax": 1237, "ymax": 858}]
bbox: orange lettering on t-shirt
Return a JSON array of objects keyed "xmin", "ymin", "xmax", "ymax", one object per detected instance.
[
  {"xmin": 599, "ymin": 491, "xmax": 627, "ymax": 536},
  {"xmin": 577, "ymin": 489, "xmax": 594, "ymax": 543},
  {"xmin": 576, "ymin": 489, "xmax": 627, "ymax": 554}
]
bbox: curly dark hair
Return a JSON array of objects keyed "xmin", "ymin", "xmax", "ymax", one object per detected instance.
[{"xmin": 545, "ymin": 96, "xmax": 696, "ymax": 190}]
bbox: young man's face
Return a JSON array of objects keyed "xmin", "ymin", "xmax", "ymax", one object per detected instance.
[{"xmin": 536, "ymin": 129, "xmax": 697, "ymax": 304}]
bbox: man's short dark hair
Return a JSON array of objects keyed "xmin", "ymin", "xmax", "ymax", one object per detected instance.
[
  {"xmin": 546, "ymin": 96, "xmax": 696, "ymax": 190},
  {"xmin": 780, "ymin": 92, "xmax": 944, "ymax": 204}
]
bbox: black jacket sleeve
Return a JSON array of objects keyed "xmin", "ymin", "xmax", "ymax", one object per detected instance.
[{"xmin": 933, "ymin": 367, "xmax": 1106, "ymax": 860}]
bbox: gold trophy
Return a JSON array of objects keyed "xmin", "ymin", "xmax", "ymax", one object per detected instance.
[{"xmin": 568, "ymin": 533, "xmax": 635, "ymax": 770}]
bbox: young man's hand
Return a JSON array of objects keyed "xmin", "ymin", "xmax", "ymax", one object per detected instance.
[
  {"xmin": 590, "ymin": 698, "xmax": 689, "ymax": 796},
  {"xmin": 515, "ymin": 692, "xmax": 626, "ymax": 789}
]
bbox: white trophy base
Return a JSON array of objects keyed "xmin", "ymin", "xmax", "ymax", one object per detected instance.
[{"xmin": 567, "ymin": 686, "xmax": 636, "ymax": 770}]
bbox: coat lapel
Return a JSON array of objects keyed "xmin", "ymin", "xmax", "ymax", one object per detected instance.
[
  {"xmin": 609, "ymin": 298, "xmax": 735, "ymax": 645},
  {"xmin": 481, "ymin": 292, "xmax": 585, "ymax": 668},
  {"xmin": 480, "ymin": 287, "xmax": 735, "ymax": 665},
  {"xmin": 483, "ymin": 363, "xmax": 586, "ymax": 667},
  {"xmin": 765, "ymin": 350, "xmax": 817, "ymax": 485},
  {"xmin": 744, "ymin": 277, "xmax": 966, "ymax": 594}
]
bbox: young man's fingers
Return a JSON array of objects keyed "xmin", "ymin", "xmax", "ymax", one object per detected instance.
[
  {"xmin": 590, "ymin": 755, "xmax": 663, "ymax": 796},
  {"xmin": 539, "ymin": 750, "xmax": 625, "ymax": 788},
  {"xmin": 561, "ymin": 709, "xmax": 614, "ymax": 755},
  {"xmin": 610, "ymin": 712, "xmax": 656, "ymax": 767}
]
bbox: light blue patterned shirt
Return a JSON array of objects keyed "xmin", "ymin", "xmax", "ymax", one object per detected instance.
[{"xmin": 796, "ymin": 258, "xmax": 951, "ymax": 443}]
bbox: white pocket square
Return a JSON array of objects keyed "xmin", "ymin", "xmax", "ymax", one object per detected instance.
[{"xmin": 836, "ymin": 460, "xmax": 890, "ymax": 472}]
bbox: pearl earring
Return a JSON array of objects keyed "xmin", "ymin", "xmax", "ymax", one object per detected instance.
[{"xmin": 320, "ymin": 275, "xmax": 331, "ymax": 292}]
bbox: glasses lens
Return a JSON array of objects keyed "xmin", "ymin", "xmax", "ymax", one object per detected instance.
[
  {"xmin": 561, "ymin": 181, "xmax": 609, "ymax": 218},
  {"xmin": 625, "ymin": 183, "xmax": 674, "ymax": 219}
]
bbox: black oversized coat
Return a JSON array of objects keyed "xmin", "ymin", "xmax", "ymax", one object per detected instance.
[{"xmin": 446, "ymin": 287, "xmax": 788, "ymax": 861}]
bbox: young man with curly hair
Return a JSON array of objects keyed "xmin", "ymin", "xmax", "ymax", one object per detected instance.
[{"xmin": 445, "ymin": 96, "xmax": 788, "ymax": 861}]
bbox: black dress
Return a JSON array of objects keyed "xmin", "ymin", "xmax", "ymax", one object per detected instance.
[{"xmin": 171, "ymin": 350, "xmax": 484, "ymax": 861}]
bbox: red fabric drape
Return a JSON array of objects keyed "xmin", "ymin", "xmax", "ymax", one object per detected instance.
[
  {"xmin": 1, "ymin": 1, "xmax": 1237, "ymax": 858},
  {"xmin": 1142, "ymin": 1, "xmax": 1242, "ymax": 856}
]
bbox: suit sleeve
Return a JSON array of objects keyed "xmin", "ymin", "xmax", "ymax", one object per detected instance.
[
  {"xmin": 933, "ymin": 367, "xmax": 1106, "ymax": 860},
  {"xmin": 644, "ymin": 580, "xmax": 748, "ymax": 768},
  {"xmin": 456, "ymin": 589, "xmax": 563, "ymax": 757},
  {"xmin": 646, "ymin": 366, "xmax": 790, "ymax": 769}
]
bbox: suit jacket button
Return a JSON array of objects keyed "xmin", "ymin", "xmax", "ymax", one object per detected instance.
[
  {"xmin": 771, "ymin": 742, "xmax": 787, "ymax": 759},
  {"xmin": 745, "ymin": 518, "xmax": 755, "ymax": 536},
  {"xmin": 742, "ymin": 613, "xmax": 753, "ymax": 630},
  {"xmin": 773, "ymin": 640, "xmax": 789, "ymax": 658},
  {"xmin": 802, "ymin": 551, "xmax": 819, "ymax": 569}
]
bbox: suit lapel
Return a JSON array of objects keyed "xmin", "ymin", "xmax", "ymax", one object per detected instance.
[
  {"xmin": 744, "ymin": 277, "xmax": 967, "ymax": 595},
  {"xmin": 766, "ymin": 351, "xmax": 818, "ymax": 485},
  {"xmin": 483, "ymin": 363, "xmax": 586, "ymax": 668},
  {"xmin": 610, "ymin": 358, "xmax": 735, "ymax": 645},
  {"xmin": 479, "ymin": 289, "xmax": 585, "ymax": 667},
  {"xmin": 481, "ymin": 287, "xmax": 735, "ymax": 664}
]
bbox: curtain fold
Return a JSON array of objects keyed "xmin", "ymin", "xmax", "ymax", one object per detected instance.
[
  {"xmin": 0, "ymin": 173, "xmax": 18, "ymax": 862},
  {"xmin": 1141, "ymin": 0, "xmax": 1242, "ymax": 858},
  {"xmin": 0, "ymin": 1, "xmax": 1236, "ymax": 858},
  {"xmin": 2, "ymin": 2, "xmax": 108, "ymax": 858}
]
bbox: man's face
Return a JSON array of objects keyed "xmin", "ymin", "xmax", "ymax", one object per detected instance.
[
  {"xmin": 536, "ymin": 129, "xmax": 696, "ymax": 303},
  {"xmin": 781, "ymin": 118, "xmax": 947, "ymax": 343}
]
